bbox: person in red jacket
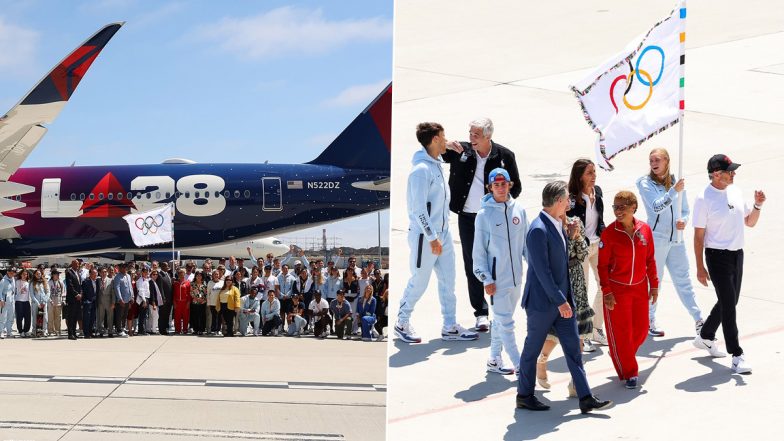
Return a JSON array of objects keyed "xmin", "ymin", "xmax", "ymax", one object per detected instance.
[
  {"xmin": 598, "ymin": 191, "xmax": 659, "ymax": 389},
  {"xmin": 172, "ymin": 269, "xmax": 192, "ymax": 335}
]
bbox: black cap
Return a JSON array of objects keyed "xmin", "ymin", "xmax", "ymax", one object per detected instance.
[
  {"xmin": 264, "ymin": 264, "xmax": 272, "ymax": 270},
  {"xmin": 50, "ymin": 269, "xmax": 60, "ymax": 275},
  {"xmin": 708, "ymin": 154, "xmax": 740, "ymax": 173}
]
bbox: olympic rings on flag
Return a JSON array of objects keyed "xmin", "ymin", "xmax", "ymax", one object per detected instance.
[
  {"xmin": 635, "ymin": 45, "xmax": 664, "ymax": 86},
  {"xmin": 608, "ymin": 44, "xmax": 665, "ymax": 113},
  {"xmin": 623, "ymin": 69, "xmax": 653, "ymax": 110},
  {"xmin": 134, "ymin": 214, "xmax": 165, "ymax": 235}
]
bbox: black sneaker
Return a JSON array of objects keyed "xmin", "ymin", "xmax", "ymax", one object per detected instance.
[
  {"xmin": 579, "ymin": 395, "xmax": 613, "ymax": 414},
  {"xmin": 625, "ymin": 377, "xmax": 638, "ymax": 389}
]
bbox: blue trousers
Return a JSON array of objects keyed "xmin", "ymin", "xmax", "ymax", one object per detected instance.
[
  {"xmin": 361, "ymin": 315, "xmax": 376, "ymax": 339},
  {"xmin": 398, "ymin": 229, "xmax": 457, "ymax": 327},
  {"xmin": 490, "ymin": 285, "xmax": 522, "ymax": 367},
  {"xmin": 649, "ymin": 237, "xmax": 703, "ymax": 323},
  {"xmin": 518, "ymin": 307, "xmax": 591, "ymax": 399},
  {"xmin": 0, "ymin": 297, "xmax": 15, "ymax": 334}
]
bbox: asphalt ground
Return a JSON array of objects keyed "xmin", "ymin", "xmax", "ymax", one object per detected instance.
[{"xmin": 0, "ymin": 332, "xmax": 386, "ymax": 441}]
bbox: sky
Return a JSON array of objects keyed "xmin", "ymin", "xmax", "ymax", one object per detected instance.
[{"xmin": 0, "ymin": 0, "xmax": 391, "ymax": 249}]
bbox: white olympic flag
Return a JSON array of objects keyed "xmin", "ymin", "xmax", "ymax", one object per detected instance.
[
  {"xmin": 123, "ymin": 203, "xmax": 174, "ymax": 247},
  {"xmin": 571, "ymin": 5, "xmax": 684, "ymax": 170}
]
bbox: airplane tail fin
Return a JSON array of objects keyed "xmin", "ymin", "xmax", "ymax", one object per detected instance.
[
  {"xmin": 17, "ymin": 22, "xmax": 124, "ymax": 109},
  {"xmin": 307, "ymin": 83, "xmax": 391, "ymax": 171},
  {"xmin": 0, "ymin": 23, "xmax": 123, "ymax": 182}
]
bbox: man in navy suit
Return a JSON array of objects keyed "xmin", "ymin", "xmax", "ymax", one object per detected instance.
[
  {"xmin": 516, "ymin": 181, "xmax": 612, "ymax": 414},
  {"xmin": 81, "ymin": 268, "xmax": 99, "ymax": 339}
]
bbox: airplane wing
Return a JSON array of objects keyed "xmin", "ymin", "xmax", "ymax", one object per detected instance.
[
  {"xmin": 0, "ymin": 22, "xmax": 123, "ymax": 181},
  {"xmin": 0, "ymin": 22, "xmax": 123, "ymax": 238}
]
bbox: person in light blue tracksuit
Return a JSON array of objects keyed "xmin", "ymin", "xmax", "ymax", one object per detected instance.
[
  {"xmin": 395, "ymin": 122, "xmax": 478, "ymax": 343},
  {"xmin": 0, "ymin": 268, "xmax": 18, "ymax": 338},
  {"xmin": 473, "ymin": 168, "xmax": 529, "ymax": 375},
  {"xmin": 637, "ymin": 148, "xmax": 704, "ymax": 337}
]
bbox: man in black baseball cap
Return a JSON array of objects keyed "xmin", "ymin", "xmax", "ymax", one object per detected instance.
[
  {"xmin": 707, "ymin": 154, "xmax": 740, "ymax": 174},
  {"xmin": 692, "ymin": 153, "xmax": 766, "ymax": 375}
]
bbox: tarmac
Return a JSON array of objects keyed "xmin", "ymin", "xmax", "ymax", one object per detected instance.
[
  {"xmin": 0, "ymin": 333, "xmax": 386, "ymax": 441},
  {"xmin": 388, "ymin": 1, "xmax": 784, "ymax": 440}
]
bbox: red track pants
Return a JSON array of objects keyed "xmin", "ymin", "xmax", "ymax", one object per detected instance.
[
  {"xmin": 174, "ymin": 301, "xmax": 190, "ymax": 333},
  {"xmin": 604, "ymin": 281, "xmax": 649, "ymax": 380}
]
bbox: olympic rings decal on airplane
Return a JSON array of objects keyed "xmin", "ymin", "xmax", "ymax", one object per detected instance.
[
  {"xmin": 609, "ymin": 45, "xmax": 665, "ymax": 113},
  {"xmin": 134, "ymin": 214, "xmax": 165, "ymax": 235}
]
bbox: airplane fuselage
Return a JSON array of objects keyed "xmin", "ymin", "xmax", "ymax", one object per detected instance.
[{"xmin": 0, "ymin": 162, "xmax": 389, "ymax": 257}]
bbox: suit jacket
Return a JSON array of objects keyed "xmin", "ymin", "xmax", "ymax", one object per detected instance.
[
  {"xmin": 158, "ymin": 271, "xmax": 173, "ymax": 304},
  {"xmin": 81, "ymin": 278, "xmax": 99, "ymax": 303},
  {"xmin": 521, "ymin": 212, "xmax": 574, "ymax": 312},
  {"xmin": 98, "ymin": 277, "xmax": 115, "ymax": 305},
  {"xmin": 65, "ymin": 268, "xmax": 82, "ymax": 304}
]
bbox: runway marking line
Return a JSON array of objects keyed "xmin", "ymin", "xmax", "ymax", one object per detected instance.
[
  {"xmin": 388, "ymin": 324, "xmax": 784, "ymax": 424},
  {"xmin": 0, "ymin": 420, "xmax": 345, "ymax": 440}
]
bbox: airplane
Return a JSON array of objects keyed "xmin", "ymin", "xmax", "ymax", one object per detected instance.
[{"xmin": 0, "ymin": 23, "xmax": 391, "ymax": 259}]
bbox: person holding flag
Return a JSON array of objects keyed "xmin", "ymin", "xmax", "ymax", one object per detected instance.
[{"xmin": 637, "ymin": 148, "xmax": 704, "ymax": 337}]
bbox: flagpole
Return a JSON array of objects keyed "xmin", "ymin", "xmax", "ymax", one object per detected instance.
[
  {"xmin": 676, "ymin": 0, "xmax": 687, "ymax": 243},
  {"xmin": 170, "ymin": 203, "xmax": 176, "ymax": 272}
]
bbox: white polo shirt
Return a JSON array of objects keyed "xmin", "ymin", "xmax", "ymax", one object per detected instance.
[{"xmin": 693, "ymin": 184, "xmax": 750, "ymax": 251}]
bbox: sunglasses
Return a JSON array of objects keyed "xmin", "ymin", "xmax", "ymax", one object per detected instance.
[{"xmin": 611, "ymin": 204, "xmax": 630, "ymax": 211}]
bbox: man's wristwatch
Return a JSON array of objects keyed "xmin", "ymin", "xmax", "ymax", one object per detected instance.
[{"xmin": 753, "ymin": 204, "xmax": 762, "ymax": 210}]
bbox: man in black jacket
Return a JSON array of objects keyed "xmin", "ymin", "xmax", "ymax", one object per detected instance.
[
  {"xmin": 64, "ymin": 260, "xmax": 83, "ymax": 340},
  {"xmin": 443, "ymin": 118, "xmax": 521, "ymax": 331},
  {"xmin": 157, "ymin": 262, "xmax": 174, "ymax": 335}
]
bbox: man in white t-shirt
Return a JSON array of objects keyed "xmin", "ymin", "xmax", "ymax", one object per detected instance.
[
  {"xmin": 692, "ymin": 154, "xmax": 765, "ymax": 374},
  {"xmin": 309, "ymin": 291, "xmax": 331, "ymax": 338}
]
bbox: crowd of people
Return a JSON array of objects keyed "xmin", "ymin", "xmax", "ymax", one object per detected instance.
[
  {"xmin": 0, "ymin": 251, "xmax": 388, "ymax": 342},
  {"xmin": 396, "ymin": 119, "xmax": 765, "ymax": 414}
]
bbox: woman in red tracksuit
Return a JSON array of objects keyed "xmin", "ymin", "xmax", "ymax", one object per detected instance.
[
  {"xmin": 172, "ymin": 269, "xmax": 192, "ymax": 335},
  {"xmin": 598, "ymin": 191, "xmax": 658, "ymax": 389}
]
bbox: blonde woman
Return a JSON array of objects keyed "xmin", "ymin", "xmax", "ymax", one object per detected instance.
[{"xmin": 636, "ymin": 148, "xmax": 704, "ymax": 337}]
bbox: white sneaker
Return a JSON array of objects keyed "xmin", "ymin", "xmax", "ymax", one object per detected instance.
[
  {"xmin": 732, "ymin": 354, "xmax": 752, "ymax": 374},
  {"xmin": 582, "ymin": 339, "xmax": 596, "ymax": 352},
  {"xmin": 692, "ymin": 336, "xmax": 727, "ymax": 357},
  {"xmin": 394, "ymin": 321, "xmax": 422, "ymax": 343},
  {"xmin": 119, "ymin": 331, "xmax": 128, "ymax": 338},
  {"xmin": 695, "ymin": 319, "xmax": 705, "ymax": 337},
  {"xmin": 486, "ymin": 357, "xmax": 514, "ymax": 375},
  {"xmin": 592, "ymin": 328, "xmax": 608, "ymax": 346},
  {"xmin": 0, "ymin": 332, "xmax": 5, "ymax": 339},
  {"xmin": 441, "ymin": 324, "xmax": 478, "ymax": 341},
  {"xmin": 648, "ymin": 320, "xmax": 665, "ymax": 337},
  {"xmin": 475, "ymin": 316, "xmax": 490, "ymax": 332}
]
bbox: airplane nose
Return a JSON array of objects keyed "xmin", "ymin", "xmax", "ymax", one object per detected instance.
[{"xmin": 273, "ymin": 241, "xmax": 290, "ymax": 257}]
